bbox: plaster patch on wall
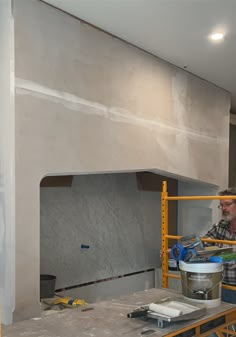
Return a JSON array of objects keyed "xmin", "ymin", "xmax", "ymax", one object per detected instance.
[
  {"xmin": 15, "ymin": 77, "xmax": 108, "ymax": 117},
  {"xmin": 171, "ymin": 72, "xmax": 193, "ymax": 174},
  {"xmin": 16, "ymin": 77, "xmax": 223, "ymax": 144},
  {"xmin": 172, "ymin": 71, "xmax": 188, "ymax": 125}
]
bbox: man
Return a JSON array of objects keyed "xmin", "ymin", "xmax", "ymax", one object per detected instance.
[{"xmin": 204, "ymin": 188, "xmax": 236, "ymax": 304}]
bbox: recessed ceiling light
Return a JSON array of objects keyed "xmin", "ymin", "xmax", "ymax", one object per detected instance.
[{"xmin": 209, "ymin": 32, "xmax": 224, "ymax": 41}]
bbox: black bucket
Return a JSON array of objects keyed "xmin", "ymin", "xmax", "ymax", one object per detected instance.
[{"xmin": 40, "ymin": 274, "xmax": 56, "ymax": 299}]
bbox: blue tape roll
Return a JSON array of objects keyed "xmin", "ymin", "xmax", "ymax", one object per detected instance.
[{"xmin": 171, "ymin": 244, "xmax": 186, "ymax": 261}]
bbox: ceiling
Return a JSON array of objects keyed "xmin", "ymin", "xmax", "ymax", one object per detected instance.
[{"xmin": 43, "ymin": 0, "xmax": 236, "ymax": 113}]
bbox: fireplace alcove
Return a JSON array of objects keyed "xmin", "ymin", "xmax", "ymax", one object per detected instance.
[{"xmin": 39, "ymin": 172, "xmax": 178, "ymax": 302}]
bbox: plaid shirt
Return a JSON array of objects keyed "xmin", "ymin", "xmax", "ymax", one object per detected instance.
[{"xmin": 205, "ymin": 220, "xmax": 236, "ymax": 285}]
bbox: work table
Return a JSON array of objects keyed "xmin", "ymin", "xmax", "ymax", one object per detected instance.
[{"xmin": 3, "ymin": 288, "xmax": 236, "ymax": 337}]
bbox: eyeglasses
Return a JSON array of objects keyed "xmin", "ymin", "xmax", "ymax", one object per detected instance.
[{"xmin": 218, "ymin": 202, "xmax": 235, "ymax": 209}]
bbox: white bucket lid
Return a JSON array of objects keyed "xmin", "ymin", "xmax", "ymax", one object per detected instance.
[{"xmin": 179, "ymin": 261, "xmax": 223, "ymax": 273}]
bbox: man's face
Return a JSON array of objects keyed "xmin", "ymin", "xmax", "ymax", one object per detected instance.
[{"xmin": 220, "ymin": 199, "xmax": 236, "ymax": 221}]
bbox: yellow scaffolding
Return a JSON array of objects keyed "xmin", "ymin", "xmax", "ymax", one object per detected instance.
[
  {"xmin": 161, "ymin": 180, "xmax": 236, "ymax": 336},
  {"xmin": 161, "ymin": 180, "xmax": 236, "ymax": 291}
]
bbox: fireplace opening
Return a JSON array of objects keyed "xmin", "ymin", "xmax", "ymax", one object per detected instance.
[{"xmin": 39, "ymin": 172, "xmax": 178, "ymax": 302}]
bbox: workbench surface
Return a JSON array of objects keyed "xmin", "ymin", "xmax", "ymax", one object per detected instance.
[{"xmin": 3, "ymin": 288, "xmax": 236, "ymax": 337}]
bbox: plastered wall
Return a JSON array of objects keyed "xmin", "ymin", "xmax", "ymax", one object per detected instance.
[
  {"xmin": 14, "ymin": 1, "xmax": 230, "ymax": 185},
  {"xmin": 4, "ymin": 0, "xmax": 230, "ymax": 323},
  {"xmin": 0, "ymin": 0, "xmax": 15, "ymax": 325},
  {"xmin": 40, "ymin": 173, "xmax": 160, "ymax": 292}
]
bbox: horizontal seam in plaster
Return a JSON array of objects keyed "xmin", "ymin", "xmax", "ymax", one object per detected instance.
[
  {"xmin": 55, "ymin": 268, "xmax": 154, "ymax": 293},
  {"xmin": 15, "ymin": 77, "xmax": 224, "ymax": 143}
]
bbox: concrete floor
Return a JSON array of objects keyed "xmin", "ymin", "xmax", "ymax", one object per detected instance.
[{"xmin": 2, "ymin": 291, "xmax": 157, "ymax": 337}]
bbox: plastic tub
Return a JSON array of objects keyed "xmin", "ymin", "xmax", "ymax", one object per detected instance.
[{"xmin": 179, "ymin": 261, "xmax": 223, "ymax": 308}]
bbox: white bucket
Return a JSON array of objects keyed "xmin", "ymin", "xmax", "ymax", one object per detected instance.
[{"xmin": 179, "ymin": 261, "xmax": 223, "ymax": 308}]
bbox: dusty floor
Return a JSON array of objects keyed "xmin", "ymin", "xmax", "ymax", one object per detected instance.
[
  {"xmin": 2, "ymin": 289, "xmax": 159, "ymax": 337},
  {"xmin": 2, "ymin": 303, "xmax": 140, "ymax": 337}
]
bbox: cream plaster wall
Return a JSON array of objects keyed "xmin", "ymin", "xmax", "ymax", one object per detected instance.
[
  {"xmin": 0, "ymin": 0, "xmax": 15, "ymax": 325},
  {"xmin": 9, "ymin": 0, "xmax": 231, "ymax": 323}
]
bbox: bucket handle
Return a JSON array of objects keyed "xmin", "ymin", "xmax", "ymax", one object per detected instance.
[{"xmin": 182, "ymin": 274, "xmax": 223, "ymax": 300}]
